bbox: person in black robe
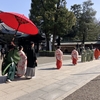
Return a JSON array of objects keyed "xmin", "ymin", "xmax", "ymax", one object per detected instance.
[{"xmin": 25, "ymin": 41, "xmax": 37, "ymax": 79}]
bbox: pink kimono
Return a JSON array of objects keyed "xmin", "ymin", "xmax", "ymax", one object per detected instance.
[
  {"xmin": 71, "ymin": 49, "xmax": 78, "ymax": 65},
  {"xmin": 17, "ymin": 50, "xmax": 27, "ymax": 77},
  {"xmin": 55, "ymin": 49, "xmax": 63, "ymax": 69}
]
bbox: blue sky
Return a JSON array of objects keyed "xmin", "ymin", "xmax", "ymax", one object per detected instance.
[
  {"xmin": 66, "ymin": 0, "xmax": 100, "ymax": 20},
  {"xmin": 0, "ymin": 0, "xmax": 100, "ymax": 19}
]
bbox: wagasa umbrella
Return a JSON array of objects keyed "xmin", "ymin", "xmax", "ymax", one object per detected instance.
[{"xmin": 0, "ymin": 11, "xmax": 38, "ymax": 35}]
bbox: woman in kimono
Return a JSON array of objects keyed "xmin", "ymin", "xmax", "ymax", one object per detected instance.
[
  {"xmin": 94, "ymin": 48, "xmax": 99, "ymax": 59},
  {"xmin": 55, "ymin": 46, "xmax": 63, "ymax": 69},
  {"xmin": 1, "ymin": 43, "xmax": 20, "ymax": 83},
  {"xmin": 16, "ymin": 46, "xmax": 27, "ymax": 77},
  {"xmin": 25, "ymin": 42, "xmax": 37, "ymax": 79},
  {"xmin": 71, "ymin": 47, "xmax": 79, "ymax": 65},
  {"xmin": 90, "ymin": 46, "xmax": 94, "ymax": 61},
  {"xmin": 81, "ymin": 47, "xmax": 86, "ymax": 62},
  {"xmin": 86, "ymin": 47, "xmax": 91, "ymax": 61}
]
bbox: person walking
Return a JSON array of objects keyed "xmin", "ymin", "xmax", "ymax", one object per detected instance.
[
  {"xmin": 55, "ymin": 46, "xmax": 63, "ymax": 69},
  {"xmin": 16, "ymin": 46, "xmax": 27, "ymax": 77},
  {"xmin": 81, "ymin": 47, "xmax": 87, "ymax": 62},
  {"xmin": 94, "ymin": 47, "xmax": 99, "ymax": 60},
  {"xmin": 90, "ymin": 46, "xmax": 94, "ymax": 61},
  {"xmin": 25, "ymin": 41, "xmax": 37, "ymax": 79},
  {"xmin": 1, "ymin": 43, "xmax": 20, "ymax": 83},
  {"xmin": 86, "ymin": 47, "xmax": 91, "ymax": 61},
  {"xmin": 71, "ymin": 47, "xmax": 79, "ymax": 65}
]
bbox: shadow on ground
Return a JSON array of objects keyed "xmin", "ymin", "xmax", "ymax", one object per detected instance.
[
  {"xmin": 63, "ymin": 64, "xmax": 73, "ymax": 66},
  {"xmin": 38, "ymin": 67, "xmax": 57, "ymax": 70},
  {"xmin": 72, "ymin": 72, "xmax": 100, "ymax": 75},
  {"xmin": 13, "ymin": 77, "xmax": 28, "ymax": 81}
]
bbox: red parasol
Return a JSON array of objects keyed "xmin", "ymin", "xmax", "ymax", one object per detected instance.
[{"xmin": 0, "ymin": 11, "xmax": 38, "ymax": 35}]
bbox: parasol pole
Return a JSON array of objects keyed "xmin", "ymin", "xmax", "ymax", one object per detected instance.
[
  {"xmin": 12, "ymin": 23, "xmax": 20, "ymax": 41},
  {"xmin": 11, "ymin": 24, "xmax": 21, "ymax": 46}
]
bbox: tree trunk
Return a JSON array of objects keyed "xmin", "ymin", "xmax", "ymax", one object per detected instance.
[
  {"xmin": 82, "ymin": 32, "xmax": 86, "ymax": 45},
  {"xmin": 46, "ymin": 38, "xmax": 49, "ymax": 51},
  {"xmin": 52, "ymin": 31, "xmax": 56, "ymax": 51},
  {"xmin": 52, "ymin": 1, "xmax": 60, "ymax": 51},
  {"xmin": 57, "ymin": 36, "xmax": 60, "ymax": 46},
  {"xmin": 45, "ymin": 34, "xmax": 50, "ymax": 51}
]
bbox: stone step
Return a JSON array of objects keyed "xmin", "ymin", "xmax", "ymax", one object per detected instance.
[
  {"xmin": 0, "ymin": 60, "xmax": 7, "ymax": 83},
  {"xmin": 0, "ymin": 71, "xmax": 7, "ymax": 83}
]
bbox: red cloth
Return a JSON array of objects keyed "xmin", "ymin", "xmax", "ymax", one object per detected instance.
[
  {"xmin": 0, "ymin": 12, "xmax": 38, "ymax": 35},
  {"xmin": 72, "ymin": 58, "xmax": 77, "ymax": 65},
  {"xmin": 55, "ymin": 49, "xmax": 63, "ymax": 69},
  {"xmin": 71, "ymin": 49, "xmax": 78, "ymax": 65},
  {"xmin": 56, "ymin": 60, "xmax": 62, "ymax": 69},
  {"xmin": 94, "ymin": 49, "xmax": 99, "ymax": 59}
]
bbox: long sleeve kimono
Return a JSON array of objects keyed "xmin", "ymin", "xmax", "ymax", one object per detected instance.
[
  {"xmin": 81, "ymin": 49, "xmax": 86, "ymax": 62},
  {"xmin": 86, "ymin": 48, "xmax": 91, "ymax": 61},
  {"xmin": 90, "ymin": 49, "xmax": 94, "ymax": 61},
  {"xmin": 55, "ymin": 49, "xmax": 63, "ymax": 69},
  {"xmin": 1, "ymin": 47, "xmax": 20, "ymax": 81},
  {"xmin": 71, "ymin": 49, "xmax": 78, "ymax": 65},
  {"xmin": 17, "ymin": 50, "xmax": 27, "ymax": 77},
  {"xmin": 25, "ymin": 46, "xmax": 37, "ymax": 78}
]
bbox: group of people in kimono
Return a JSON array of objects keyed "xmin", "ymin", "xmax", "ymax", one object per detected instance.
[
  {"xmin": 55, "ymin": 45, "xmax": 100, "ymax": 69},
  {"xmin": 71, "ymin": 46, "xmax": 100, "ymax": 65},
  {"xmin": 55, "ymin": 46, "xmax": 79, "ymax": 69},
  {"xmin": 81, "ymin": 47, "xmax": 93, "ymax": 62},
  {"xmin": 55, "ymin": 46, "xmax": 79, "ymax": 68},
  {"xmin": 81, "ymin": 46, "xmax": 100, "ymax": 62},
  {"xmin": 2, "ymin": 42, "xmax": 100, "ymax": 82},
  {"xmin": 1, "ymin": 41, "xmax": 37, "ymax": 83}
]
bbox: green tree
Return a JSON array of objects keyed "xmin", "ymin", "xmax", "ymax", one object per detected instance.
[
  {"xmin": 87, "ymin": 19, "xmax": 100, "ymax": 41},
  {"xmin": 71, "ymin": 0, "xmax": 97, "ymax": 44},
  {"xmin": 29, "ymin": 0, "xmax": 76, "ymax": 50}
]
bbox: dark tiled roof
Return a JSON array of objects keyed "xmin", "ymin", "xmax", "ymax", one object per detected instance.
[
  {"xmin": 0, "ymin": 23, "xmax": 28, "ymax": 43},
  {"xmin": 0, "ymin": 23, "xmax": 23, "ymax": 35}
]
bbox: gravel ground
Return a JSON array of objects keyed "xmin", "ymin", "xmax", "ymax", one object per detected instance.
[
  {"xmin": 1, "ymin": 54, "xmax": 100, "ymax": 100},
  {"xmin": 63, "ymin": 75, "xmax": 100, "ymax": 100},
  {"xmin": 37, "ymin": 55, "xmax": 71, "ymax": 64}
]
